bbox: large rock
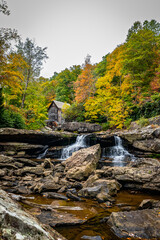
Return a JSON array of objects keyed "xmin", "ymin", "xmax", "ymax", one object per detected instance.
[
  {"xmin": 78, "ymin": 177, "xmax": 121, "ymax": 202},
  {"xmin": 101, "ymin": 158, "xmax": 160, "ymax": 191},
  {"xmin": 0, "ymin": 188, "xmax": 67, "ymax": 240},
  {"xmin": 108, "ymin": 208, "xmax": 160, "ymax": 239},
  {"xmin": 64, "ymin": 144, "xmax": 101, "ymax": 180},
  {"xmin": 118, "ymin": 125, "xmax": 160, "ymax": 153},
  {"xmin": 0, "ymin": 128, "xmax": 76, "ymax": 145},
  {"xmin": 62, "ymin": 122, "xmax": 102, "ymax": 133}
]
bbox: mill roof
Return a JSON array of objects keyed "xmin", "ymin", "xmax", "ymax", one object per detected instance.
[{"xmin": 48, "ymin": 100, "xmax": 70, "ymax": 110}]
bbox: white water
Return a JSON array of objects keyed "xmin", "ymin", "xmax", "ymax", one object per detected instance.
[
  {"xmin": 61, "ymin": 135, "xmax": 87, "ymax": 160},
  {"xmin": 103, "ymin": 136, "xmax": 134, "ymax": 167},
  {"xmin": 37, "ymin": 146, "xmax": 48, "ymax": 159}
]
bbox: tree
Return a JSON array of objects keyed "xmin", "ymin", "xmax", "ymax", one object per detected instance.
[
  {"xmin": 0, "ymin": 0, "xmax": 10, "ymax": 15},
  {"xmin": 74, "ymin": 55, "xmax": 94, "ymax": 103},
  {"xmin": 16, "ymin": 38, "xmax": 48, "ymax": 108},
  {"xmin": 93, "ymin": 54, "xmax": 108, "ymax": 78},
  {"xmin": 54, "ymin": 65, "xmax": 81, "ymax": 103},
  {"xmin": 123, "ymin": 28, "xmax": 159, "ymax": 97},
  {"xmin": 126, "ymin": 19, "xmax": 160, "ymax": 41}
]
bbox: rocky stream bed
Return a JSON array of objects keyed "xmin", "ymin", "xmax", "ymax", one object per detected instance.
[{"xmin": 0, "ymin": 125, "xmax": 160, "ymax": 240}]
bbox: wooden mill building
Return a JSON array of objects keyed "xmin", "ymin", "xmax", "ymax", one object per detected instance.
[{"xmin": 47, "ymin": 100, "xmax": 70, "ymax": 126}]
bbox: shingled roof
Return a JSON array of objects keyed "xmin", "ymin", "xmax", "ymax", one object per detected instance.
[{"xmin": 48, "ymin": 100, "xmax": 70, "ymax": 110}]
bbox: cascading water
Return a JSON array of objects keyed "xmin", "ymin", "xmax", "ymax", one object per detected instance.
[
  {"xmin": 61, "ymin": 135, "xmax": 87, "ymax": 160},
  {"xmin": 37, "ymin": 146, "xmax": 48, "ymax": 159},
  {"xmin": 102, "ymin": 136, "xmax": 134, "ymax": 167}
]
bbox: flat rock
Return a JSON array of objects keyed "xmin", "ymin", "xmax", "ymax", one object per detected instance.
[
  {"xmin": 43, "ymin": 192, "xmax": 68, "ymax": 200},
  {"xmin": 0, "ymin": 127, "xmax": 76, "ymax": 145},
  {"xmin": 108, "ymin": 208, "xmax": 160, "ymax": 239},
  {"xmin": 0, "ymin": 188, "xmax": 67, "ymax": 240},
  {"xmin": 61, "ymin": 122, "xmax": 102, "ymax": 133}
]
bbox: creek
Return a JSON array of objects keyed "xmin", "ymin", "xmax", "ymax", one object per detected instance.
[
  {"xmin": 32, "ymin": 135, "xmax": 160, "ymax": 240},
  {"xmin": 23, "ymin": 190, "xmax": 160, "ymax": 240}
]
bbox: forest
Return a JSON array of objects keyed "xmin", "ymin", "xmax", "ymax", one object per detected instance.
[{"xmin": 1, "ymin": 1, "xmax": 160, "ymax": 130}]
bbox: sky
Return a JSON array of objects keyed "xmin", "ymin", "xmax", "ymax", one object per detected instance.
[{"xmin": 1, "ymin": 0, "xmax": 160, "ymax": 78}]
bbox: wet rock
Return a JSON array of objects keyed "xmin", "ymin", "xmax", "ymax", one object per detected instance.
[
  {"xmin": 79, "ymin": 185, "xmax": 102, "ymax": 198},
  {"xmin": 139, "ymin": 199, "xmax": 160, "ymax": 209},
  {"xmin": 8, "ymin": 193, "xmax": 35, "ymax": 201},
  {"xmin": 36, "ymin": 208, "xmax": 85, "ymax": 227},
  {"xmin": 0, "ymin": 188, "xmax": 66, "ymax": 240},
  {"xmin": 23, "ymin": 200, "xmax": 86, "ymax": 227},
  {"xmin": 81, "ymin": 236, "xmax": 102, "ymax": 240},
  {"xmin": 66, "ymin": 191, "xmax": 83, "ymax": 201},
  {"xmin": 42, "ymin": 192, "xmax": 68, "ymax": 200},
  {"xmin": 79, "ymin": 179, "xmax": 121, "ymax": 202},
  {"xmin": 108, "ymin": 208, "xmax": 160, "ymax": 239},
  {"xmin": 65, "ymin": 144, "xmax": 101, "ymax": 180}
]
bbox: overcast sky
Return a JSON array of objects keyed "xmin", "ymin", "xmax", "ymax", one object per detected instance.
[{"xmin": 1, "ymin": 0, "xmax": 160, "ymax": 78}]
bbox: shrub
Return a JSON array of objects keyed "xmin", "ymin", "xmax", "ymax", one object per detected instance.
[
  {"xmin": 101, "ymin": 122, "xmax": 110, "ymax": 131},
  {"xmin": 137, "ymin": 117, "xmax": 149, "ymax": 127},
  {"xmin": 0, "ymin": 109, "xmax": 25, "ymax": 129}
]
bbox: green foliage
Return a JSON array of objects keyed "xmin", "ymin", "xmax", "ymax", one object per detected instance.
[
  {"xmin": 0, "ymin": 108, "xmax": 25, "ymax": 129},
  {"xmin": 130, "ymin": 97, "xmax": 160, "ymax": 121},
  {"xmin": 54, "ymin": 65, "xmax": 81, "ymax": 103},
  {"xmin": 93, "ymin": 55, "xmax": 108, "ymax": 78},
  {"xmin": 62, "ymin": 103, "xmax": 85, "ymax": 122},
  {"xmin": 137, "ymin": 117, "xmax": 149, "ymax": 127},
  {"xmin": 101, "ymin": 122, "xmax": 110, "ymax": 131}
]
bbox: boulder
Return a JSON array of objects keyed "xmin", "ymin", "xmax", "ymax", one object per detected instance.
[
  {"xmin": 78, "ymin": 179, "xmax": 121, "ymax": 202},
  {"xmin": 62, "ymin": 122, "xmax": 102, "ymax": 133},
  {"xmin": 64, "ymin": 144, "xmax": 101, "ymax": 180},
  {"xmin": 0, "ymin": 188, "xmax": 67, "ymax": 240},
  {"xmin": 108, "ymin": 208, "xmax": 160, "ymax": 239},
  {"xmin": 33, "ymin": 175, "xmax": 62, "ymax": 193}
]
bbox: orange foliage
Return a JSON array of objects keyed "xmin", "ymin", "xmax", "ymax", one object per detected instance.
[{"xmin": 74, "ymin": 63, "xmax": 94, "ymax": 103}]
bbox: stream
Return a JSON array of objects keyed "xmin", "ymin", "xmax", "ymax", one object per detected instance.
[
  {"xmin": 24, "ymin": 190, "xmax": 160, "ymax": 240},
  {"xmin": 32, "ymin": 135, "xmax": 160, "ymax": 240}
]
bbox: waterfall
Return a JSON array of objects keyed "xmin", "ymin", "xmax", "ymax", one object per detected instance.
[
  {"xmin": 37, "ymin": 146, "xmax": 48, "ymax": 159},
  {"xmin": 61, "ymin": 135, "xmax": 87, "ymax": 160},
  {"xmin": 103, "ymin": 136, "xmax": 134, "ymax": 167}
]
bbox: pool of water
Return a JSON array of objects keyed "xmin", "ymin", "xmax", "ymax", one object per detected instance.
[{"xmin": 23, "ymin": 190, "xmax": 160, "ymax": 240}]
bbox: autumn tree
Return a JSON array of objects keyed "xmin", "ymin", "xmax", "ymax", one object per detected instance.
[
  {"xmin": 74, "ymin": 55, "xmax": 94, "ymax": 103},
  {"xmin": 16, "ymin": 38, "xmax": 48, "ymax": 108}
]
